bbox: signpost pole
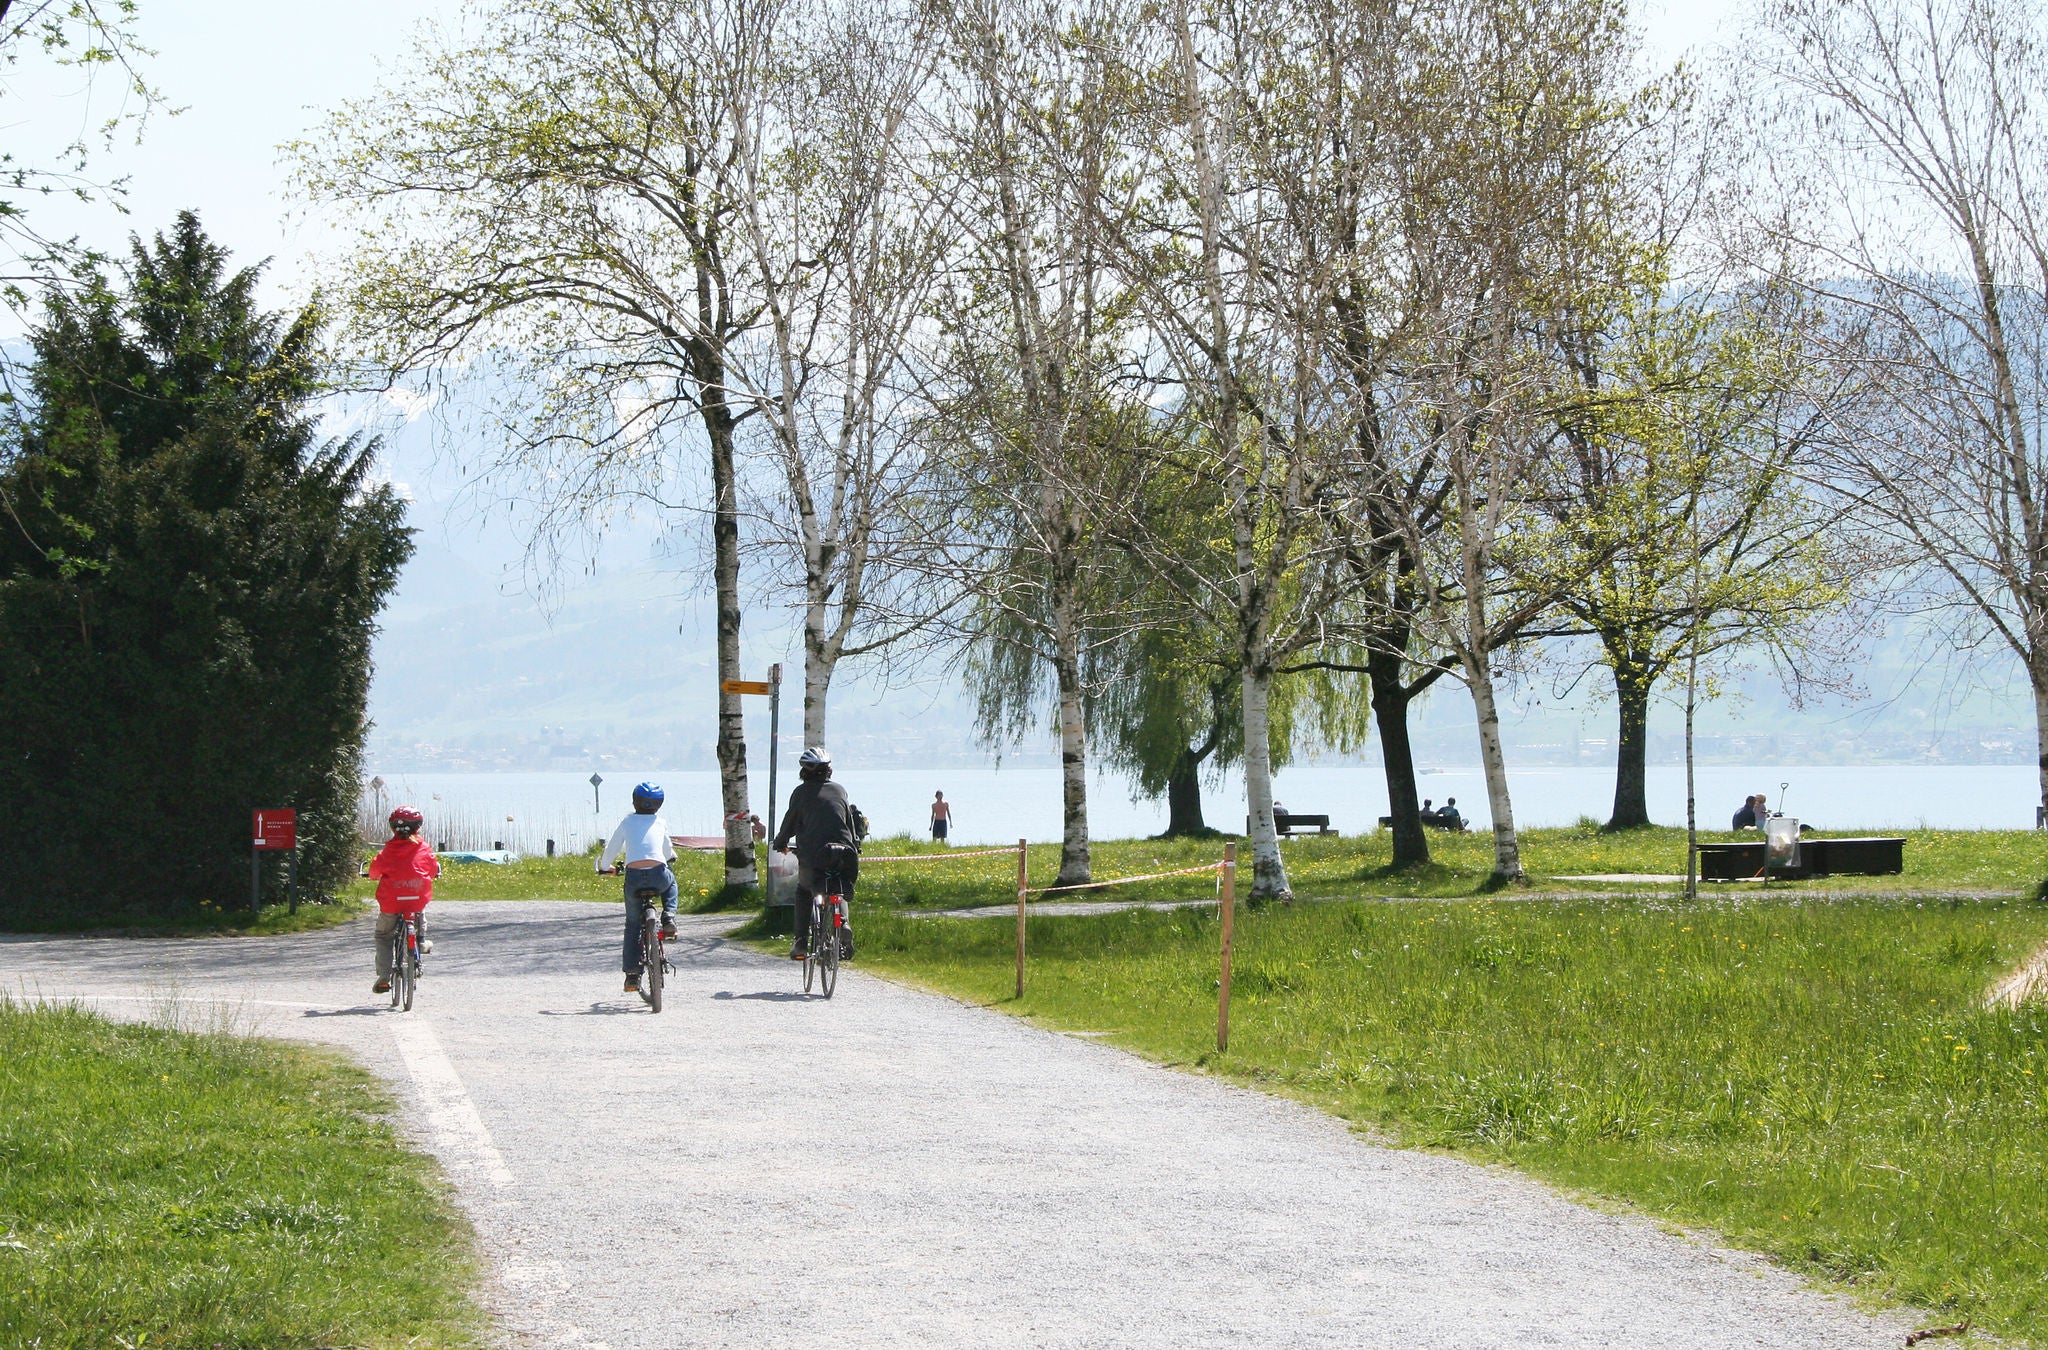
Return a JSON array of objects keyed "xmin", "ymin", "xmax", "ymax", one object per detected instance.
[
  {"xmin": 590, "ymin": 772, "xmax": 604, "ymax": 816},
  {"xmin": 767, "ymin": 663, "xmax": 782, "ymax": 908},
  {"xmin": 287, "ymin": 849, "xmax": 299, "ymax": 916},
  {"xmin": 251, "ymin": 851, "xmax": 261, "ymax": 914}
]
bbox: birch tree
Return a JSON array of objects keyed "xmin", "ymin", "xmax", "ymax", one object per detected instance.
[
  {"xmin": 922, "ymin": 0, "xmax": 1145, "ymax": 887},
  {"xmin": 1749, "ymin": 0, "xmax": 2048, "ymax": 819},
  {"xmin": 297, "ymin": 0, "xmax": 801, "ymax": 885},
  {"xmin": 729, "ymin": 3, "xmax": 950, "ymax": 747},
  {"xmin": 1351, "ymin": 0, "xmax": 1654, "ymax": 881},
  {"xmin": 1062, "ymin": 0, "xmax": 1361, "ymax": 900}
]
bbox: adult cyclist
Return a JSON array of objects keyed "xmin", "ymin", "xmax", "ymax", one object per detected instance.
[
  {"xmin": 597, "ymin": 781, "xmax": 679, "ymax": 994},
  {"xmin": 771, "ymin": 746, "xmax": 860, "ymax": 962}
]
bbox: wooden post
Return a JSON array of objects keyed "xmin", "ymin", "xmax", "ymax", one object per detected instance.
[
  {"xmin": 1217, "ymin": 843, "xmax": 1237, "ymax": 1052},
  {"xmin": 1015, "ymin": 838, "xmax": 1029, "ymax": 998}
]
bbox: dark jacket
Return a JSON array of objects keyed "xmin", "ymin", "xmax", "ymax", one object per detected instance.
[
  {"xmin": 1732, "ymin": 802, "xmax": 1758, "ymax": 830},
  {"xmin": 773, "ymin": 778, "xmax": 859, "ymax": 859}
]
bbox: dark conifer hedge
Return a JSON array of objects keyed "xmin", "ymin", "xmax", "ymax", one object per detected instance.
[{"xmin": 0, "ymin": 213, "xmax": 411, "ymax": 922}]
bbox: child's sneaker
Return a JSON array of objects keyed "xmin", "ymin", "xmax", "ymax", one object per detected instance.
[
  {"xmin": 420, "ymin": 939, "xmax": 434, "ymax": 954},
  {"xmin": 623, "ymin": 973, "xmax": 641, "ymax": 993},
  {"xmin": 659, "ymin": 918, "xmax": 677, "ymax": 939},
  {"xmin": 373, "ymin": 978, "xmax": 391, "ymax": 994}
]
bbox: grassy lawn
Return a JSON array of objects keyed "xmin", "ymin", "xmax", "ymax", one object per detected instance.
[
  {"xmin": 355, "ymin": 826, "xmax": 2048, "ymax": 909},
  {"xmin": 0, "ymin": 998, "xmax": 485, "ymax": 1350},
  {"xmin": 1, "ymin": 897, "xmax": 370, "ymax": 938},
  {"xmin": 853, "ymin": 893, "xmax": 2048, "ymax": 1343}
]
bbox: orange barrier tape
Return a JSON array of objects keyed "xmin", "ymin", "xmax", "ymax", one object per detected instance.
[
  {"xmin": 859, "ymin": 846, "xmax": 1024, "ymax": 863},
  {"xmin": 1025, "ymin": 862, "xmax": 1224, "ymax": 896}
]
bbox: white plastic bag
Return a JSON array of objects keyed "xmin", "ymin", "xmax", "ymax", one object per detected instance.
[{"xmin": 768, "ymin": 848, "xmax": 799, "ymax": 881}]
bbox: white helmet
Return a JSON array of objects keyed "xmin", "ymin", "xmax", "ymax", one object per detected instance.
[{"xmin": 798, "ymin": 746, "xmax": 832, "ymax": 769}]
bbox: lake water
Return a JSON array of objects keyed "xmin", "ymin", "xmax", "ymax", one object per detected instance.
[{"xmin": 359, "ymin": 762, "xmax": 2044, "ymax": 854}]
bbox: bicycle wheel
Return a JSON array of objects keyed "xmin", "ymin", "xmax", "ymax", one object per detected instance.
[
  {"xmin": 398, "ymin": 923, "xmax": 417, "ymax": 1012},
  {"xmin": 388, "ymin": 928, "xmax": 405, "ymax": 1009},
  {"xmin": 801, "ymin": 902, "xmax": 818, "ymax": 994},
  {"xmin": 819, "ymin": 901, "xmax": 839, "ymax": 998},
  {"xmin": 643, "ymin": 918, "xmax": 664, "ymax": 1012}
]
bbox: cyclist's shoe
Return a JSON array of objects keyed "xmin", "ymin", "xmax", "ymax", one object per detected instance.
[
  {"xmin": 420, "ymin": 939, "xmax": 434, "ymax": 955},
  {"xmin": 623, "ymin": 972, "xmax": 642, "ymax": 993},
  {"xmin": 659, "ymin": 917, "xmax": 677, "ymax": 940},
  {"xmin": 839, "ymin": 931, "xmax": 854, "ymax": 961},
  {"xmin": 372, "ymin": 978, "xmax": 391, "ymax": 994},
  {"xmin": 787, "ymin": 938, "xmax": 806, "ymax": 960}
]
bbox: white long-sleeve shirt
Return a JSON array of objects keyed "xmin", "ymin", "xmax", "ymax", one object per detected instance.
[{"xmin": 597, "ymin": 813, "xmax": 677, "ymax": 871}]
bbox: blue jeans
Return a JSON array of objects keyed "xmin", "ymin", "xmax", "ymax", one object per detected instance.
[{"xmin": 621, "ymin": 863, "xmax": 678, "ymax": 973}]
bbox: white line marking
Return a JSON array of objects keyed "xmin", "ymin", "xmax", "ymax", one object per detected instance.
[{"xmin": 389, "ymin": 1017, "xmax": 518, "ymax": 1190}]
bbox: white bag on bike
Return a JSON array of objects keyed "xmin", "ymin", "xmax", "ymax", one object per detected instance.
[{"xmin": 768, "ymin": 848, "xmax": 799, "ymax": 880}]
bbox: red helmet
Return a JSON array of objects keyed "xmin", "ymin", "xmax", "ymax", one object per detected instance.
[{"xmin": 389, "ymin": 805, "xmax": 425, "ymax": 833}]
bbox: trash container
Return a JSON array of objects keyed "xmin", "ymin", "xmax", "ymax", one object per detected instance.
[{"xmin": 1764, "ymin": 816, "xmax": 1801, "ymax": 872}]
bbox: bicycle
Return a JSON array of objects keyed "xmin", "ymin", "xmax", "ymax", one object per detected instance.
[
  {"xmin": 800, "ymin": 851, "xmax": 854, "ymax": 999},
  {"xmin": 633, "ymin": 883, "xmax": 673, "ymax": 1013},
  {"xmin": 387, "ymin": 911, "xmax": 423, "ymax": 1012}
]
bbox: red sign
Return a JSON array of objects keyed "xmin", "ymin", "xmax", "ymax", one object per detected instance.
[{"xmin": 252, "ymin": 809, "xmax": 297, "ymax": 851}]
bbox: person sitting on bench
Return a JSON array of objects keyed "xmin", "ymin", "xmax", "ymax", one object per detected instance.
[{"xmin": 1437, "ymin": 797, "xmax": 1464, "ymax": 830}]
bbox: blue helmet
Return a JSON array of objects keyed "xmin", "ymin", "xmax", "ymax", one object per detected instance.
[{"xmin": 632, "ymin": 782, "xmax": 664, "ymax": 812}]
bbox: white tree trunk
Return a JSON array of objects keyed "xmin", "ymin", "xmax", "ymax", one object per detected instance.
[
  {"xmin": 708, "ymin": 401, "xmax": 756, "ymax": 889},
  {"xmin": 1464, "ymin": 651, "xmax": 1523, "ymax": 881},
  {"xmin": 1053, "ymin": 584, "xmax": 1091, "ymax": 888},
  {"xmin": 802, "ymin": 573, "xmax": 836, "ymax": 748},
  {"xmin": 2033, "ymin": 668, "xmax": 2048, "ymax": 832},
  {"xmin": 1241, "ymin": 662, "xmax": 1291, "ymax": 899}
]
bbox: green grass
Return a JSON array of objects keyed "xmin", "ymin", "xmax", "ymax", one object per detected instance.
[
  {"xmin": 343, "ymin": 846, "xmax": 741, "ymax": 906},
  {"xmin": 0, "ymin": 998, "xmax": 486, "ymax": 1350},
  {"xmin": 2, "ymin": 896, "xmax": 370, "ymax": 938},
  {"xmin": 378, "ymin": 828, "xmax": 2048, "ymax": 908},
  {"xmin": 853, "ymin": 894, "xmax": 2048, "ymax": 1343}
]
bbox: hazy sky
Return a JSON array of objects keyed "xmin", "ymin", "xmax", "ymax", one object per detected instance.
[{"xmin": 9, "ymin": 0, "xmax": 1745, "ymax": 324}]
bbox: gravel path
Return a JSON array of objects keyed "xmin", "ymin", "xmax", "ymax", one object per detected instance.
[{"xmin": 1, "ymin": 900, "xmax": 1921, "ymax": 1348}]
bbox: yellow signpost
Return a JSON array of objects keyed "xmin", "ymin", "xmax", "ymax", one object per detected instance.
[{"xmin": 721, "ymin": 678, "xmax": 771, "ymax": 696}]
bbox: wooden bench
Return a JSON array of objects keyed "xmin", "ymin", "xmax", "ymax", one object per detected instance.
[
  {"xmin": 670, "ymin": 835, "xmax": 727, "ymax": 853},
  {"xmin": 1698, "ymin": 836, "xmax": 1904, "ymax": 881},
  {"xmin": 1249, "ymin": 811, "xmax": 1338, "ymax": 838},
  {"xmin": 1376, "ymin": 812, "xmax": 1469, "ymax": 833}
]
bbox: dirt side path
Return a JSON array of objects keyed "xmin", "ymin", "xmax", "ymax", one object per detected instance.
[{"xmin": 1, "ymin": 901, "xmax": 1918, "ymax": 1348}]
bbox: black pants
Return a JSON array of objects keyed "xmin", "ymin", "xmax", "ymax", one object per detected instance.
[{"xmin": 792, "ymin": 847, "xmax": 858, "ymax": 946}]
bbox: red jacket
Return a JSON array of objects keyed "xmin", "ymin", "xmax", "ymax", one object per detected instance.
[{"xmin": 368, "ymin": 836, "xmax": 440, "ymax": 914}]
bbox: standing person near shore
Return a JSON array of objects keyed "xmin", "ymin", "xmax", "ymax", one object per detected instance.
[{"xmin": 930, "ymin": 790, "xmax": 953, "ymax": 845}]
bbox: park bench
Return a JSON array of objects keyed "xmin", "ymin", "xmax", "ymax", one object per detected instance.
[
  {"xmin": 670, "ymin": 835, "xmax": 727, "ymax": 852},
  {"xmin": 1375, "ymin": 811, "xmax": 1469, "ymax": 832},
  {"xmin": 1697, "ymin": 835, "xmax": 1904, "ymax": 882},
  {"xmin": 1249, "ymin": 810, "xmax": 1338, "ymax": 838}
]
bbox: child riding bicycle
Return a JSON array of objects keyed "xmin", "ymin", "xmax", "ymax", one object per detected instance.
[
  {"xmin": 771, "ymin": 746, "xmax": 861, "ymax": 961},
  {"xmin": 598, "ymin": 782, "xmax": 680, "ymax": 994},
  {"xmin": 367, "ymin": 806, "xmax": 439, "ymax": 994}
]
